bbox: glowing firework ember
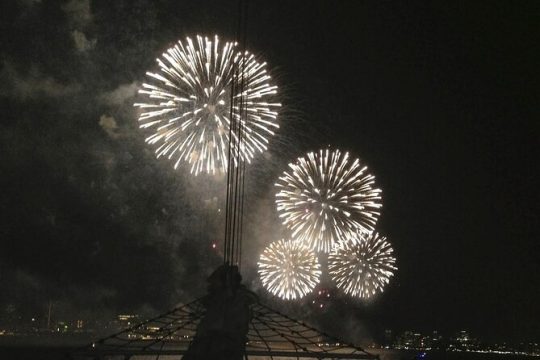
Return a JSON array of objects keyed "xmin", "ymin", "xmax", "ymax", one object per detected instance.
[
  {"xmin": 328, "ymin": 232, "xmax": 396, "ymax": 299},
  {"xmin": 258, "ymin": 239, "xmax": 321, "ymax": 300},
  {"xmin": 275, "ymin": 149, "xmax": 382, "ymax": 253},
  {"xmin": 134, "ymin": 35, "xmax": 281, "ymax": 175}
]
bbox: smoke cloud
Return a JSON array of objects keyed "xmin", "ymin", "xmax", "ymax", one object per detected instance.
[
  {"xmin": 0, "ymin": 62, "xmax": 81, "ymax": 99},
  {"xmin": 0, "ymin": 0, "xmax": 316, "ymax": 330}
]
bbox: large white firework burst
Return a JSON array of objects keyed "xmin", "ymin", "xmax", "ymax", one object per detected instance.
[
  {"xmin": 275, "ymin": 149, "xmax": 382, "ymax": 253},
  {"xmin": 134, "ymin": 35, "xmax": 281, "ymax": 175},
  {"xmin": 258, "ymin": 239, "xmax": 321, "ymax": 300},
  {"xmin": 328, "ymin": 232, "xmax": 396, "ymax": 299}
]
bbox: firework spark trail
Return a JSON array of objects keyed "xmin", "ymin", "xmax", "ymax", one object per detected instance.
[
  {"xmin": 328, "ymin": 232, "xmax": 396, "ymax": 299},
  {"xmin": 258, "ymin": 239, "xmax": 321, "ymax": 300},
  {"xmin": 134, "ymin": 35, "xmax": 281, "ymax": 175},
  {"xmin": 275, "ymin": 149, "xmax": 382, "ymax": 253}
]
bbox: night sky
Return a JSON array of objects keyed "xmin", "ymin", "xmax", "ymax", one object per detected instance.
[{"xmin": 0, "ymin": 0, "xmax": 538, "ymax": 343}]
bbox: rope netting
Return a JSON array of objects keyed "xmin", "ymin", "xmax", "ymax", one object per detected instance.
[{"xmin": 72, "ymin": 299, "xmax": 377, "ymax": 359}]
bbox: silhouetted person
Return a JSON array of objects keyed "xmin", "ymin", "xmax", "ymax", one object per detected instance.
[{"xmin": 184, "ymin": 264, "xmax": 257, "ymax": 360}]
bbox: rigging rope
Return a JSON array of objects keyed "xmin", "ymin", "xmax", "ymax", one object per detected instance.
[{"xmin": 224, "ymin": 0, "xmax": 249, "ymax": 269}]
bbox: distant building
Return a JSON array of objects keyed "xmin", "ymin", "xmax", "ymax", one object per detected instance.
[
  {"xmin": 395, "ymin": 331, "xmax": 423, "ymax": 349},
  {"xmin": 428, "ymin": 330, "xmax": 444, "ymax": 350},
  {"xmin": 448, "ymin": 330, "xmax": 479, "ymax": 351},
  {"xmin": 115, "ymin": 314, "xmax": 140, "ymax": 329},
  {"xmin": 55, "ymin": 321, "xmax": 69, "ymax": 333},
  {"xmin": 383, "ymin": 329, "xmax": 393, "ymax": 348}
]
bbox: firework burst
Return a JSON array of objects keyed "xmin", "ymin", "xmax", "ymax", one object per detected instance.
[
  {"xmin": 328, "ymin": 232, "xmax": 396, "ymax": 299},
  {"xmin": 134, "ymin": 35, "xmax": 281, "ymax": 175},
  {"xmin": 258, "ymin": 239, "xmax": 321, "ymax": 300},
  {"xmin": 275, "ymin": 149, "xmax": 382, "ymax": 253}
]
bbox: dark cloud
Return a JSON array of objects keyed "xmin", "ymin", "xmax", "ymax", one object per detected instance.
[
  {"xmin": 0, "ymin": 0, "xmax": 226, "ymax": 321},
  {"xmin": 71, "ymin": 30, "xmax": 96, "ymax": 52},
  {"xmin": 0, "ymin": 62, "xmax": 82, "ymax": 99},
  {"xmin": 61, "ymin": 0, "xmax": 92, "ymax": 28},
  {"xmin": 98, "ymin": 82, "xmax": 138, "ymax": 106},
  {"xmin": 16, "ymin": 0, "xmax": 41, "ymax": 7},
  {"xmin": 98, "ymin": 114, "xmax": 119, "ymax": 138}
]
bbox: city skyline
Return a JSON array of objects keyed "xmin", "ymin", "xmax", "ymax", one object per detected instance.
[{"xmin": 2, "ymin": 311, "xmax": 539, "ymax": 357}]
